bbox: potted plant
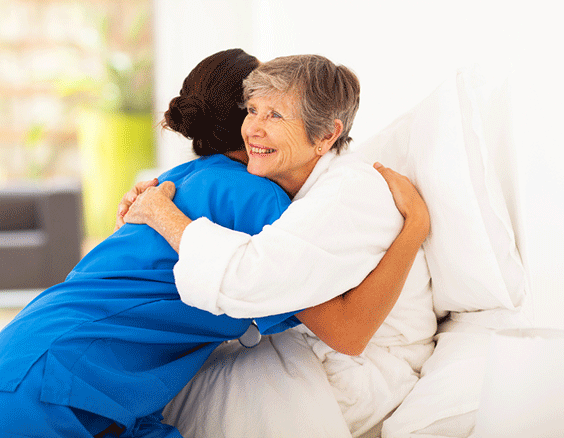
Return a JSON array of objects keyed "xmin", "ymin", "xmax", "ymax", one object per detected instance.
[{"xmin": 58, "ymin": 9, "xmax": 155, "ymax": 238}]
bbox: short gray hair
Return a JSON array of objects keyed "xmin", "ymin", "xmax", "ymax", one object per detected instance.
[{"xmin": 243, "ymin": 54, "xmax": 360, "ymax": 153}]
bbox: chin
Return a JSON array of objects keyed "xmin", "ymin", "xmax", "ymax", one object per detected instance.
[{"xmin": 246, "ymin": 162, "xmax": 266, "ymax": 177}]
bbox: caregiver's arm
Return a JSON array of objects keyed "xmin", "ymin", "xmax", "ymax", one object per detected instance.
[{"xmin": 295, "ymin": 163, "xmax": 429, "ymax": 356}]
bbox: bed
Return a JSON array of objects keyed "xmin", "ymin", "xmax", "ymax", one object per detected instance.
[{"xmin": 161, "ymin": 66, "xmax": 536, "ymax": 437}]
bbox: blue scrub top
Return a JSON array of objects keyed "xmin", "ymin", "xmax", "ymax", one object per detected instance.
[{"xmin": 0, "ymin": 154, "xmax": 300, "ymax": 429}]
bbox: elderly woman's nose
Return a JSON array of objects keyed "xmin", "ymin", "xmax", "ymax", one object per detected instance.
[{"xmin": 245, "ymin": 115, "xmax": 265, "ymax": 136}]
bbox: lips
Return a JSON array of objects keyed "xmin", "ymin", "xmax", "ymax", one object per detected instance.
[{"xmin": 249, "ymin": 144, "xmax": 276, "ymax": 155}]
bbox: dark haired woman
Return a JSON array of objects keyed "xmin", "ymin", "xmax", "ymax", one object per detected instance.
[{"xmin": 0, "ymin": 49, "xmax": 299, "ymax": 438}]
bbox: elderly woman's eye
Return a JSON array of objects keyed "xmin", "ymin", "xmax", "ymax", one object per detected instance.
[
  {"xmin": 271, "ymin": 112, "xmax": 282, "ymax": 119},
  {"xmin": 247, "ymin": 106, "xmax": 257, "ymax": 115}
]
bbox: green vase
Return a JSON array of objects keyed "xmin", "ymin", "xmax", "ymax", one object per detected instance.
[{"xmin": 78, "ymin": 110, "xmax": 155, "ymax": 238}]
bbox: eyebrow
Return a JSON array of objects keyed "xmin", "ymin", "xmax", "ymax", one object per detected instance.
[{"xmin": 248, "ymin": 97, "xmax": 298, "ymax": 120}]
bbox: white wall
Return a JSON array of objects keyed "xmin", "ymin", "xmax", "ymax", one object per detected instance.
[{"xmin": 154, "ymin": 0, "xmax": 564, "ymax": 328}]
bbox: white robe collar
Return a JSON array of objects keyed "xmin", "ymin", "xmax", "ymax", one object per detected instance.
[{"xmin": 293, "ymin": 150, "xmax": 338, "ymax": 201}]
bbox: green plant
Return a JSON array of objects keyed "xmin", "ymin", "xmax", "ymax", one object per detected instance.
[
  {"xmin": 22, "ymin": 123, "xmax": 57, "ymax": 179},
  {"xmin": 56, "ymin": 8, "xmax": 153, "ymax": 114}
]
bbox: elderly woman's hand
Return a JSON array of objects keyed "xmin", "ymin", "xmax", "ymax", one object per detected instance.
[
  {"xmin": 114, "ymin": 179, "xmax": 159, "ymax": 231},
  {"xmin": 123, "ymin": 181, "xmax": 176, "ymax": 229},
  {"xmin": 373, "ymin": 162, "xmax": 430, "ymax": 237}
]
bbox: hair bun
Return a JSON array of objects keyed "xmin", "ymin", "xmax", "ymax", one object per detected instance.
[
  {"xmin": 165, "ymin": 95, "xmax": 211, "ymax": 140},
  {"xmin": 167, "ymin": 102, "xmax": 184, "ymax": 128}
]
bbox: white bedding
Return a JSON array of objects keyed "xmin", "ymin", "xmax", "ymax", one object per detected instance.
[
  {"xmin": 163, "ymin": 328, "xmax": 434, "ymax": 438},
  {"xmin": 381, "ymin": 309, "xmax": 531, "ymax": 438},
  {"xmin": 296, "ymin": 325, "xmax": 434, "ymax": 437}
]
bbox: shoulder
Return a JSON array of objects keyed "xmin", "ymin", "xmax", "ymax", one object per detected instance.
[
  {"xmin": 330, "ymin": 152, "xmax": 386, "ymax": 186},
  {"xmin": 172, "ymin": 155, "xmax": 291, "ymax": 233},
  {"xmin": 157, "ymin": 156, "xmax": 204, "ymax": 182},
  {"xmin": 192, "ymin": 156, "xmax": 291, "ymax": 213},
  {"xmin": 308, "ymin": 152, "xmax": 396, "ymax": 211}
]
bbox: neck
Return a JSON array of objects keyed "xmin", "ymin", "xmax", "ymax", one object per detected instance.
[{"xmin": 275, "ymin": 155, "xmax": 321, "ymax": 199}]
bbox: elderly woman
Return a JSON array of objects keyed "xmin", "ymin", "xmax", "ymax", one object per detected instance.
[{"xmin": 121, "ymin": 54, "xmax": 437, "ymax": 434}]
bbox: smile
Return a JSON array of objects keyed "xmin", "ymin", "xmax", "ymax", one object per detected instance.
[{"xmin": 249, "ymin": 145, "xmax": 276, "ymax": 155}]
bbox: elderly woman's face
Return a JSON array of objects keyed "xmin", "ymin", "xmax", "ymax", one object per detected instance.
[{"xmin": 242, "ymin": 92, "xmax": 323, "ymax": 197}]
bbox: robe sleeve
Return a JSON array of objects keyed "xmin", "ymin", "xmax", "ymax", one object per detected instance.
[{"xmin": 174, "ymin": 160, "xmax": 404, "ymax": 318}]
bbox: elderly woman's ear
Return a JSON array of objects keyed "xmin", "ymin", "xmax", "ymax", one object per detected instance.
[{"xmin": 316, "ymin": 119, "xmax": 344, "ymax": 155}]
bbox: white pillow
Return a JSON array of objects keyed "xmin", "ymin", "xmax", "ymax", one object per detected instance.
[
  {"xmin": 162, "ymin": 329, "xmax": 352, "ymax": 438},
  {"xmin": 355, "ymin": 68, "xmax": 526, "ymax": 316}
]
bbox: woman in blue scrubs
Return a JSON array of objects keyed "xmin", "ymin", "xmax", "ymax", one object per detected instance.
[{"xmin": 0, "ymin": 49, "xmax": 299, "ymax": 438}]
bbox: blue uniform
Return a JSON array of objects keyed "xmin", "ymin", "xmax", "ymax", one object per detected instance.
[{"xmin": 0, "ymin": 155, "xmax": 298, "ymax": 437}]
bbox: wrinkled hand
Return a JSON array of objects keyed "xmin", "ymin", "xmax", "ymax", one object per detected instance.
[
  {"xmin": 373, "ymin": 162, "xmax": 430, "ymax": 235},
  {"xmin": 122, "ymin": 181, "xmax": 176, "ymax": 228},
  {"xmin": 114, "ymin": 178, "xmax": 159, "ymax": 231}
]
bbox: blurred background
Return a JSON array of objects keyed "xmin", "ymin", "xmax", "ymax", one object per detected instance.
[
  {"xmin": 0, "ymin": 0, "xmax": 154, "ymax": 317},
  {"xmin": 1, "ymin": 0, "xmax": 563, "ymax": 327}
]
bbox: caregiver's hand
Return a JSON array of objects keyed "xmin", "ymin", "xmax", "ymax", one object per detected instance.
[
  {"xmin": 373, "ymin": 162, "xmax": 430, "ymax": 237},
  {"xmin": 114, "ymin": 178, "xmax": 159, "ymax": 231}
]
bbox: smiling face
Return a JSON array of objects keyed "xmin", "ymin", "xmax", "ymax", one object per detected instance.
[{"xmin": 242, "ymin": 91, "xmax": 325, "ymax": 197}]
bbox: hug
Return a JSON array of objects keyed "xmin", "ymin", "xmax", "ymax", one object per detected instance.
[{"xmin": 0, "ymin": 49, "xmax": 435, "ymax": 437}]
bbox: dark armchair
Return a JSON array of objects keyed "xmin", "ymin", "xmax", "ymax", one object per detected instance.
[{"xmin": 0, "ymin": 183, "xmax": 82, "ymax": 290}]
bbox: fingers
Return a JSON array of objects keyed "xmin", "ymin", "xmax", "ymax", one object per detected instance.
[
  {"xmin": 159, "ymin": 180, "xmax": 176, "ymax": 200},
  {"xmin": 139, "ymin": 178, "xmax": 159, "ymax": 192},
  {"xmin": 115, "ymin": 193, "xmax": 134, "ymax": 230},
  {"xmin": 117, "ymin": 190, "xmax": 137, "ymax": 218},
  {"xmin": 373, "ymin": 162, "xmax": 405, "ymax": 182},
  {"xmin": 124, "ymin": 179, "xmax": 158, "ymax": 213},
  {"xmin": 130, "ymin": 178, "xmax": 159, "ymax": 205},
  {"xmin": 114, "ymin": 214, "xmax": 125, "ymax": 231},
  {"xmin": 372, "ymin": 161, "xmax": 426, "ymax": 219},
  {"xmin": 115, "ymin": 178, "xmax": 159, "ymax": 230},
  {"xmin": 373, "ymin": 161, "xmax": 393, "ymax": 176},
  {"xmin": 373, "ymin": 161, "xmax": 396, "ymax": 173}
]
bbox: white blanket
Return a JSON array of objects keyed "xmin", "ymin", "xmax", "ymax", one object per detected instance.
[
  {"xmin": 292, "ymin": 248, "xmax": 435, "ymax": 437},
  {"xmin": 163, "ymin": 328, "xmax": 434, "ymax": 438}
]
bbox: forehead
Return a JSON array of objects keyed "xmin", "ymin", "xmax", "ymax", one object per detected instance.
[{"xmin": 248, "ymin": 90, "xmax": 300, "ymax": 116}]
